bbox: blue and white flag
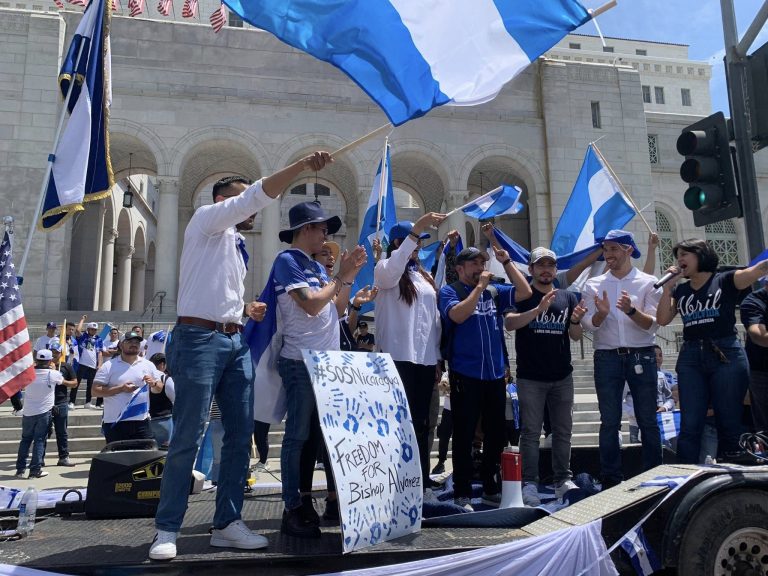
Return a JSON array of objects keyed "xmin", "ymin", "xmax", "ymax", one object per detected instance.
[
  {"xmin": 657, "ymin": 409, "xmax": 681, "ymax": 441},
  {"xmin": 491, "ymin": 226, "xmax": 602, "ymax": 272},
  {"xmin": 223, "ymin": 0, "xmax": 591, "ymax": 126},
  {"xmin": 460, "ymin": 185, "xmax": 525, "ymax": 220},
  {"xmin": 619, "ymin": 527, "xmax": 661, "ymax": 576},
  {"xmin": 113, "ymin": 383, "xmax": 149, "ymax": 425},
  {"xmin": 551, "ymin": 145, "xmax": 636, "ymax": 256},
  {"xmin": 350, "ymin": 145, "xmax": 398, "ymax": 314},
  {"xmin": 40, "ymin": 0, "xmax": 113, "ymax": 231},
  {"xmin": 749, "ymin": 248, "xmax": 768, "ymax": 283},
  {"xmin": 418, "ymin": 241, "xmax": 442, "ymax": 274},
  {"xmin": 245, "ymin": 252, "xmax": 295, "ymax": 424}
]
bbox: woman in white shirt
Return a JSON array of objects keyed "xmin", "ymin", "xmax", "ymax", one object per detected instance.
[{"xmin": 374, "ymin": 212, "xmax": 445, "ymax": 489}]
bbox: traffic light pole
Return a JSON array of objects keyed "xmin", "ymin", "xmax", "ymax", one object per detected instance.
[{"xmin": 721, "ymin": 0, "xmax": 766, "ymax": 260}]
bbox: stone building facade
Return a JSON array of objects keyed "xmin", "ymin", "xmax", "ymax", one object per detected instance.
[{"xmin": 2, "ymin": 7, "xmax": 766, "ymax": 317}]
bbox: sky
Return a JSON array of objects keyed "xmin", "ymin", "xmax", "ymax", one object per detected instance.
[{"xmin": 579, "ymin": 0, "xmax": 768, "ymax": 115}]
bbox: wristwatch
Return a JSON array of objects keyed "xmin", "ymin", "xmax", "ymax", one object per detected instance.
[{"xmin": 626, "ymin": 306, "xmax": 637, "ymax": 317}]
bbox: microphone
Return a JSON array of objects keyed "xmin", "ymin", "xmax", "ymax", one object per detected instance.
[{"xmin": 653, "ymin": 270, "xmax": 680, "ymax": 290}]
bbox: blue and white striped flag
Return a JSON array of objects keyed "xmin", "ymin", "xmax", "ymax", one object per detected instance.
[
  {"xmin": 40, "ymin": 0, "xmax": 113, "ymax": 230},
  {"xmin": 223, "ymin": 0, "xmax": 591, "ymax": 125},
  {"xmin": 460, "ymin": 185, "xmax": 525, "ymax": 220},
  {"xmin": 551, "ymin": 145, "xmax": 636, "ymax": 256},
  {"xmin": 350, "ymin": 144, "xmax": 398, "ymax": 314},
  {"xmin": 619, "ymin": 527, "xmax": 661, "ymax": 576},
  {"xmin": 749, "ymin": 248, "xmax": 768, "ymax": 283},
  {"xmin": 657, "ymin": 409, "xmax": 681, "ymax": 441},
  {"xmin": 113, "ymin": 383, "xmax": 149, "ymax": 425}
]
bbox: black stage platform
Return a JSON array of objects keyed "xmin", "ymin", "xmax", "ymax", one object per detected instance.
[{"xmin": 3, "ymin": 487, "xmax": 530, "ymax": 576}]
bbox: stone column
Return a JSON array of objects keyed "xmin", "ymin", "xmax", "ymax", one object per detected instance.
[
  {"xmin": 443, "ymin": 190, "xmax": 468, "ymax": 240},
  {"xmin": 114, "ymin": 244, "xmax": 134, "ymax": 312},
  {"xmin": 92, "ymin": 202, "xmax": 106, "ymax": 310},
  {"xmin": 154, "ymin": 177, "xmax": 179, "ymax": 309},
  {"xmin": 99, "ymin": 228, "xmax": 118, "ymax": 311},
  {"xmin": 130, "ymin": 259, "xmax": 146, "ymax": 313},
  {"xmin": 259, "ymin": 199, "xmax": 281, "ymax": 290}
]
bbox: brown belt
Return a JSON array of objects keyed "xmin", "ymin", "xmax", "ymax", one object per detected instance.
[{"xmin": 177, "ymin": 316, "xmax": 243, "ymax": 334}]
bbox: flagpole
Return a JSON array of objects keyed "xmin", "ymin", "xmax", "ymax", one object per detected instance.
[
  {"xmin": 591, "ymin": 143, "xmax": 654, "ymax": 234},
  {"xmin": 18, "ymin": 38, "xmax": 89, "ymax": 279},
  {"xmin": 59, "ymin": 316, "xmax": 67, "ymax": 369},
  {"xmin": 162, "ymin": 324, "xmax": 171, "ymax": 354},
  {"xmin": 444, "ymin": 185, "xmax": 503, "ymax": 218},
  {"xmin": 589, "ymin": 0, "xmax": 618, "ymax": 18},
  {"xmin": 330, "ymin": 123, "xmax": 393, "ymax": 159},
  {"xmin": 374, "ymin": 138, "xmax": 389, "ymax": 242}
]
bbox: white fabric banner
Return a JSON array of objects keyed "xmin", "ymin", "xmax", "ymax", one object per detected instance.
[
  {"xmin": 303, "ymin": 350, "xmax": 423, "ymax": 554},
  {"xmin": 315, "ymin": 519, "xmax": 617, "ymax": 576}
]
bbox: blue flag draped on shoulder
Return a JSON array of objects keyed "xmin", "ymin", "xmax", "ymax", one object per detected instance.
[
  {"xmin": 350, "ymin": 145, "xmax": 398, "ymax": 314},
  {"xmin": 460, "ymin": 185, "xmax": 524, "ymax": 220},
  {"xmin": 40, "ymin": 0, "xmax": 113, "ymax": 231},
  {"xmin": 551, "ymin": 145, "xmax": 636, "ymax": 256},
  {"xmin": 223, "ymin": 0, "xmax": 591, "ymax": 126}
]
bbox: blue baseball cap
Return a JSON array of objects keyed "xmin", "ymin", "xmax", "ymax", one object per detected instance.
[
  {"xmin": 599, "ymin": 229, "xmax": 641, "ymax": 259},
  {"xmin": 389, "ymin": 221, "xmax": 430, "ymax": 242}
]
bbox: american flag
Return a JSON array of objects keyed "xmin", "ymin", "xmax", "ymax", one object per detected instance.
[
  {"xmin": 181, "ymin": 0, "xmax": 197, "ymax": 18},
  {"xmin": 128, "ymin": 0, "xmax": 144, "ymax": 16},
  {"xmin": 210, "ymin": 3, "xmax": 226, "ymax": 32},
  {"xmin": 0, "ymin": 232, "xmax": 35, "ymax": 404},
  {"xmin": 157, "ymin": 0, "xmax": 171, "ymax": 16}
]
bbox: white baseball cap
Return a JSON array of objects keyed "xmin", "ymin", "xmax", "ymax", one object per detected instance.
[
  {"xmin": 86, "ymin": 322, "xmax": 99, "ymax": 330},
  {"xmin": 36, "ymin": 349, "xmax": 53, "ymax": 361},
  {"xmin": 530, "ymin": 247, "xmax": 557, "ymax": 265}
]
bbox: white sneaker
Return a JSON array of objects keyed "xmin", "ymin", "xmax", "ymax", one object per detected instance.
[
  {"xmin": 255, "ymin": 461, "xmax": 270, "ymax": 472},
  {"xmin": 210, "ymin": 519, "xmax": 268, "ymax": 550},
  {"xmin": 149, "ymin": 530, "xmax": 178, "ymax": 560},
  {"xmin": 454, "ymin": 497, "xmax": 474, "ymax": 512},
  {"xmin": 522, "ymin": 482, "xmax": 541, "ymax": 507},
  {"xmin": 68, "ymin": 403, "xmax": 75, "ymax": 409},
  {"xmin": 555, "ymin": 479, "xmax": 579, "ymax": 500},
  {"xmin": 85, "ymin": 402, "xmax": 93, "ymax": 409}
]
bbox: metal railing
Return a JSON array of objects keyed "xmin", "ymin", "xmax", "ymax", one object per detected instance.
[{"xmin": 141, "ymin": 291, "xmax": 167, "ymax": 321}]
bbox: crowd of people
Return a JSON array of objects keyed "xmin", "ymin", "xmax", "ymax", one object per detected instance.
[{"xmin": 7, "ymin": 149, "xmax": 767, "ymax": 562}]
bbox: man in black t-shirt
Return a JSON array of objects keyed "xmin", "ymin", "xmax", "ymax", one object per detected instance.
[
  {"xmin": 741, "ymin": 286, "xmax": 768, "ymax": 433},
  {"xmin": 505, "ymin": 248, "xmax": 587, "ymax": 506},
  {"xmin": 355, "ymin": 322, "xmax": 375, "ymax": 351},
  {"xmin": 50, "ymin": 343, "xmax": 78, "ymax": 466}
]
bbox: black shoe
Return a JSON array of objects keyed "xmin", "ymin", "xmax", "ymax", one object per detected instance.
[
  {"xmin": 322, "ymin": 498, "xmax": 340, "ymax": 526},
  {"xmin": 281, "ymin": 507, "xmax": 321, "ymax": 539},
  {"xmin": 426, "ymin": 478, "xmax": 442, "ymax": 490},
  {"xmin": 300, "ymin": 495, "xmax": 320, "ymax": 527},
  {"xmin": 431, "ymin": 461, "xmax": 445, "ymax": 475},
  {"xmin": 57, "ymin": 458, "xmax": 76, "ymax": 467}
]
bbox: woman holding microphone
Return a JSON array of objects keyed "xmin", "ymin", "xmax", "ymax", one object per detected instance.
[
  {"xmin": 656, "ymin": 238, "xmax": 768, "ymax": 463},
  {"xmin": 374, "ymin": 212, "xmax": 446, "ymax": 489}
]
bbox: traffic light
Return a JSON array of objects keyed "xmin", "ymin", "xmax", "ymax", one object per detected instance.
[{"xmin": 676, "ymin": 111, "xmax": 742, "ymax": 226}]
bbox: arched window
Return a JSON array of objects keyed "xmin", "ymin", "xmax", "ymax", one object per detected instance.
[
  {"xmin": 655, "ymin": 210, "xmax": 676, "ymax": 270},
  {"xmin": 705, "ymin": 220, "xmax": 740, "ymax": 266}
]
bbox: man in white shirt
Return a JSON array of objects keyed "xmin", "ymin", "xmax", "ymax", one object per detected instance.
[
  {"xmin": 33, "ymin": 321, "xmax": 58, "ymax": 352},
  {"xmin": 581, "ymin": 230, "xmax": 662, "ymax": 488},
  {"xmin": 15, "ymin": 350, "xmax": 62, "ymax": 479},
  {"xmin": 150, "ymin": 151, "xmax": 333, "ymax": 562},
  {"xmin": 104, "ymin": 326, "xmax": 121, "ymax": 358},
  {"xmin": 75, "ymin": 320, "xmax": 105, "ymax": 409},
  {"xmin": 273, "ymin": 200, "xmax": 366, "ymax": 538},
  {"xmin": 93, "ymin": 331, "xmax": 159, "ymax": 444}
]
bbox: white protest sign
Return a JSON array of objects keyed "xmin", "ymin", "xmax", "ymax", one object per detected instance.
[{"xmin": 301, "ymin": 349, "xmax": 423, "ymax": 553}]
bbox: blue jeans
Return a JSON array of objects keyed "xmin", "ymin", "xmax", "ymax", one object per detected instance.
[
  {"xmin": 155, "ymin": 325, "xmax": 254, "ymax": 532},
  {"xmin": 150, "ymin": 415, "xmax": 174, "ymax": 449},
  {"xmin": 676, "ymin": 336, "xmax": 749, "ymax": 463},
  {"xmin": 52, "ymin": 403, "xmax": 70, "ymax": 459},
  {"xmin": 16, "ymin": 412, "xmax": 51, "ymax": 474},
  {"xmin": 594, "ymin": 348, "xmax": 661, "ymax": 484},
  {"xmin": 278, "ymin": 357, "xmax": 317, "ymax": 510}
]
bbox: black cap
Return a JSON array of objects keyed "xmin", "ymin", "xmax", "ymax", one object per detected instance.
[
  {"xmin": 455, "ymin": 247, "xmax": 490, "ymax": 265},
  {"xmin": 279, "ymin": 201, "xmax": 342, "ymax": 243},
  {"xmin": 121, "ymin": 331, "xmax": 143, "ymax": 342}
]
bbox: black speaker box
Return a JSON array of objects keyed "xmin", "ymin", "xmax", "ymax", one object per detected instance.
[{"xmin": 85, "ymin": 439, "xmax": 166, "ymax": 519}]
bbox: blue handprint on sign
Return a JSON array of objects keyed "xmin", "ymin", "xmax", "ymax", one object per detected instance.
[
  {"xmin": 395, "ymin": 428, "xmax": 414, "ymax": 465},
  {"xmin": 391, "ymin": 387, "xmax": 409, "ymax": 423},
  {"xmin": 343, "ymin": 397, "xmax": 364, "ymax": 434},
  {"xmin": 368, "ymin": 401, "xmax": 390, "ymax": 437},
  {"xmin": 323, "ymin": 412, "xmax": 340, "ymax": 429}
]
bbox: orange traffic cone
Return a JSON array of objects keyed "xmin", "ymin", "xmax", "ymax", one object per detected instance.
[{"xmin": 500, "ymin": 446, "xmax": 524, "ymax": 508}]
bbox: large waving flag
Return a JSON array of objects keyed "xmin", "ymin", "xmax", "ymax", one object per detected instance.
[
  {"xmin": 491, "ymin": 226, "xmax": 601, "ymax": 271},
  {"xmin": 458, "ymin": 185, "xmax": 525, "ymax": 220},
  {"xmin": 550, "ymin": 144, "xmax": 636, "ymax": 256},
  {"xmin": 350, "ymin": 144, "xmax": 398, "ymax": 314},
  {"xmin": 40, "ymin": 0, "xmax": 114, "ymax": 231},
  {"xmin": 0, "ymin": 233, "xmax": 36, "ymax": 404},
  {"xmin": 223, "ymin": 0, "xmax": 591, "ymax": 125}
]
